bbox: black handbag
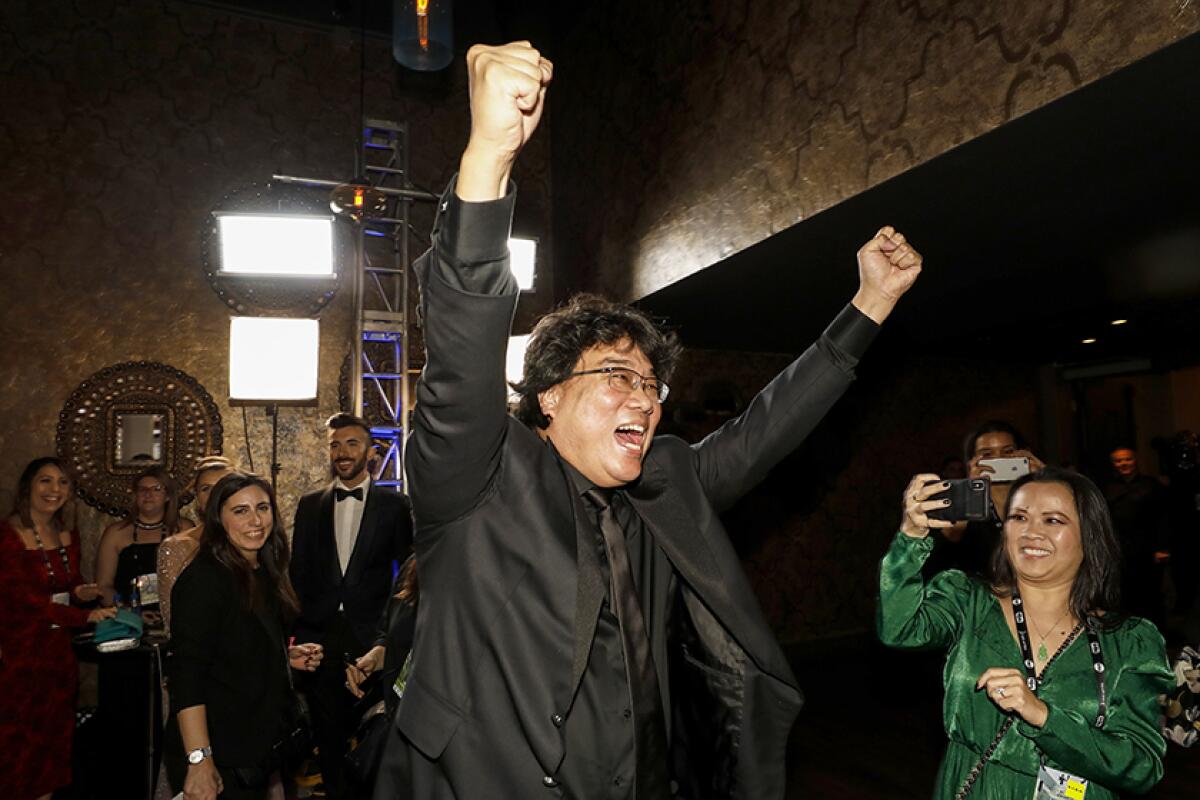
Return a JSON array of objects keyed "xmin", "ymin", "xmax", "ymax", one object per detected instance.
[{"xmin": 344, "ymin": 700, "xmax": 391, "ymax": 787}]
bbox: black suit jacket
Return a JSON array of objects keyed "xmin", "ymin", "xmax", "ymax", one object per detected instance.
[
  {"xmin": 384, "ymin": 180, "xmax": 875, "ymax": 800},
  {"xmin": 290, "ymin": 481, "xmax": 412, "ymax": 647}
]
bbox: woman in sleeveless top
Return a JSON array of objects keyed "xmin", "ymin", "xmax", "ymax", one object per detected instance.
[{"xmin": 95, "ymin": 466, "xmax": 182, "ymax": 607}]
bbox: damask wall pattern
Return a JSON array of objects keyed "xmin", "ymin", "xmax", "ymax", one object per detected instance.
[
  {"xmin": 553, "ymin": 0, "xmax": 1200, "ymax": 302},
  {"xmin": 0, "ymin": 0, "xmax": 552, "ymax": 575}
]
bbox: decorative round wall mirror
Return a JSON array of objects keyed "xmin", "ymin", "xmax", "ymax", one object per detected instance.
[{"xmin": 56, "ymin": 361, "xmax": 223, "ymax": 517}]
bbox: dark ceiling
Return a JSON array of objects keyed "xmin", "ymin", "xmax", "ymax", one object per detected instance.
[{"xmin": 641, "ymin": 33, "xmax": 1200, "ymax": 370}]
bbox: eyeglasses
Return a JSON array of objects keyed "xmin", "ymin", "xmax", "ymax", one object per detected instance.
[
  {"xmin": 136, "ymin": 484, "xmax": 166, "ymax": 495},
  {"xmin": 571, "ymin": 367, "xmax": 669, "ymax": 404}
]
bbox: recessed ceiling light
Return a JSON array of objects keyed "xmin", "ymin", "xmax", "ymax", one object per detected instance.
[
  {"xmin": 1081, "ymin": 338, "xmax": 1098, "ymax": 344},
  {"xmin": 1110, "ymin": 319, "xmax": 1128, "ymax": 326}
]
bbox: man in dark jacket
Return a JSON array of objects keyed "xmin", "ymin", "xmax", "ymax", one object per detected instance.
[
  {"xmin": 376, "ymin": 41, "xmax": 922, "ymax": 800},
  {"xmin": 291, "ymin": 413, "xmax": 412, "ymax": 799}
]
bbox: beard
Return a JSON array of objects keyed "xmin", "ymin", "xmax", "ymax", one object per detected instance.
[{"xmin": 331, "ymin": 452, "xmax": 369, "ymax": 481}]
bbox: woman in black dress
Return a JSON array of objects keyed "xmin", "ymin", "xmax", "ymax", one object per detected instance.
[
  {"xmin": 96, "ymin": 466, "xmax": 182, "ymax": 607},
  {"xmin": 170, "ymin": 472, "xmax": 321, "ymax": 799}
]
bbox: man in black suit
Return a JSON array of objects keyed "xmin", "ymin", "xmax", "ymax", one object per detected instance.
[
  {"xmin": 376, "ymin": 42, "xmax": 923, "ymax": 799},
  {"xmin": 291, "ymin": 413, "xmax": 412, "ymax": 799}
]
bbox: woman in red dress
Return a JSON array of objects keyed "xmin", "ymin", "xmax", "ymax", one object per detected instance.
[{"xmin": 0, "ymin": 457, "xmax": 115, "ymax": 799}]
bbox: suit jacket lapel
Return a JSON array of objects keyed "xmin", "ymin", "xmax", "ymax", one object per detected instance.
[
  {"xmin": 626, "ymin": 458, "xmax": 795, "ymax": 684},
  {"xmin": 319, "ymin": 484, "xmax": 341, "ymax": 583},
  {"xmin": 569, "ymin": 484, "xmax": 605, "ymax": 699}
]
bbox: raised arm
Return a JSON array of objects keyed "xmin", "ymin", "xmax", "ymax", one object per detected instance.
[
  {"xmin": 692, "ymin": 229, "xmax": 923, "ymax": 510},
  {"xmin": 404, "ymin": 42, "xmax": 554, "ymax": 525},
  {"xmin": 877, "ymin": 473, "xmax": 966, "ymax": 650}
]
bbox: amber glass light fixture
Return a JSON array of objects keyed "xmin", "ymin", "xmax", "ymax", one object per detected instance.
[
  {"xmin": 329, "ymin": 181, "xmax": 388, "ymax": 221},
  {"xmin": 393, "ymin": 0, "xmax": 453, "ymax": 71}
]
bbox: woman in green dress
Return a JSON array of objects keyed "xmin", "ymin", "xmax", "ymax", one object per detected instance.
[{"xmin": 879, "ymin": 466, "xmax": 1173, "ymax": 799}]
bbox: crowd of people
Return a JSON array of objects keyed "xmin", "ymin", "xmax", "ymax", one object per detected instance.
[{"xmin": 2, "ymin": 39, "xmax": 1198, "ymax": 800}]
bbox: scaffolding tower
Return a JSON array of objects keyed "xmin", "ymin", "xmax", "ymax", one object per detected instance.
[{"xmin": 275, "ymin": 118, "xmax": 437, "ymax": 492}]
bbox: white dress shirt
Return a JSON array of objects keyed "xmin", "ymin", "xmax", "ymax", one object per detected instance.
[{"xmin": 333, "ymin": 475, "xmax": 370, "ymax": 578}]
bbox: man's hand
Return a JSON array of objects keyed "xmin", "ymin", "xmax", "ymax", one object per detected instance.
[
  {"xmin": 457, "ymin": 41, "xmax": 554, "ymax": 201},
  {"xmin": 183, "ymin": 757, "xmax": 222, "ymax": 800},
  {"xmin": 852, "ymin": 226, "xmax": 923, "ymax": 324}
]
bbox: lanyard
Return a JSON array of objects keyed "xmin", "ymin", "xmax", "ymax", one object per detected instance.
[
  {"xmin": 1010, "ymin": 589, "xmax": 1108, "ymax": 728},
  {"xmin": 31, "ymin": 526, "xmax": 72, "ymax": 587}
]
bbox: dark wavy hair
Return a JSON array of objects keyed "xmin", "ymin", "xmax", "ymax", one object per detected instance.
[
  {"xmin": 963, "ymin": 420, "xmax": 1027, "ymax": 463},
  {"xmin": 511, "ymin": 293, "xmax": 683, "ymax": 429},
  {"xmin": 200, "ymin": 472, "xmax": 299, "ymax": 619},
  {"xmin": 989, "ymin": 467, "xmax": 1123, "ymax": 629},
  {"xmin": 11, "ymin": 457, "xmax": 73, "ymax": 532},
  {"xmin": 129, "ymin": 466, "xmax": 182, "ymax": 533}
]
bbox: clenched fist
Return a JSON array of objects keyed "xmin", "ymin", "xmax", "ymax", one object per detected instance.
[
  {"xmin": 458, "ymin": 41, "xmax": 554, "ymax": 201},
  {"xmin": 852, "ymin": 226, "xmax": 923, "ymax": 324}
]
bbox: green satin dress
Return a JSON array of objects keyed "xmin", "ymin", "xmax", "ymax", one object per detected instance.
[{"xmin": 878, "ymin": 531, "xmax": 1173, "ymax": 799}]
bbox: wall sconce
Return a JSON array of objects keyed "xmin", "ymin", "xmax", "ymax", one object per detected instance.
[
  {"xmin": 393, "ymin": 0, "xmax": 453, "ymax": 72},
  {"xmin": 509, "ymin": 237, "xmax": 537, "ymax": 292},
  {"xmin": 216, "ymin": 213, "xmax": 335, "ymax": 278}
]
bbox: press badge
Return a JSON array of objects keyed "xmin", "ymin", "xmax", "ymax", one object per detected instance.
[{"xmin": 1034, "ymin": 765, "xmax": 1088, "ymax": 800}]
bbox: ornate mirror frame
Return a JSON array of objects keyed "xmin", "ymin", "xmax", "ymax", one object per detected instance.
[{"xmin": 56, "ymin": 361, "xmax": 223, "ymax": 517}]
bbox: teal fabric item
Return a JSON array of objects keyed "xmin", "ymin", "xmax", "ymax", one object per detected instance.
[
  {"xmin": 878, "ymin": 530, "xmax": 1174, "ymax": 799},
  {"xmin": 93, "ymin": 608, "xmax": 144, "ymax": 643}
]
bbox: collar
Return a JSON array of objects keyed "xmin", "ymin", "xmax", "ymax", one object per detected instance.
[{"xmin": 334, "ymin": 475, "xmax": 372, "ymax": 494}]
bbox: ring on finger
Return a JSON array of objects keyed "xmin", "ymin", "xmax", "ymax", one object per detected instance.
[{"xmin": 993, "ymin": 687, "xmax": 1006, "ymax": 698}]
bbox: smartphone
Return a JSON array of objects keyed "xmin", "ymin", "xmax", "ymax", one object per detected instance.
[
  {"xmin": 978, "ymin": 457, "xmax": 1030, "ymax": 483},
  {"xmin": 926, "ymin": 477, "xmax": 991, "ymax": 522}
]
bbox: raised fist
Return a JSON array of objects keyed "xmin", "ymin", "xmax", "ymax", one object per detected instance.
[{"xmin": 458, "ymin": 41, "xmax": 553, "ymax": 200}]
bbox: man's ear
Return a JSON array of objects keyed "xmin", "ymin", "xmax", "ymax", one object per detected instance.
[{"xmin": 538, "ymin": 386, "xmax": 560, "ymax": 421}]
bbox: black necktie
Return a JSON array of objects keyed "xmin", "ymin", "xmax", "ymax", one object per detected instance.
[
  {"xmin": 584, "ymin": 488, "xmax": 670, "ymax": 798},
  {"xmin": 335, "ymin": 487, "xmax": 363, "ymax": 502}
]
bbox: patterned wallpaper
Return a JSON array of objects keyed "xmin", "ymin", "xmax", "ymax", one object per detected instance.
[
  {"xmin": 0, "ymin": 0, "xmax": 551, "ymax": 574},
  {"xmin": 552, "ymin": 0, "xmax": 1200, "ymax": 302}
]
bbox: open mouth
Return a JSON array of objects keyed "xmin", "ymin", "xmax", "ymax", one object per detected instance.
[
  {"xmin": 614, "ymin": 423, "xmax": 646, "ymax": 454},
  {"xmin": 1020, "ymin": 546, "xmax": 1052, "ymax": 558}
]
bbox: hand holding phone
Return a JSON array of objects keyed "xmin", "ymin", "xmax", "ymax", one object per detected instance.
[
  {"xmin": 926, "ymin": 477, "xmax": 991, "ymax": 522},
  {"xmin": 977, "ymin": 457, "xmax": 1030, "ymax": 483}
]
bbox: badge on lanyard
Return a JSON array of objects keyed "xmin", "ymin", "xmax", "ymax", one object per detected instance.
[{"xmin": 1034, "ymin": 764, "xmax": 1088, "ymax": 799}]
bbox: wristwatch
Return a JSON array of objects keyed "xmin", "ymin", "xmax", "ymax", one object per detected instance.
[{"xmin": 186, "ymin": 746, "xmax": 212, "ymax": 765}]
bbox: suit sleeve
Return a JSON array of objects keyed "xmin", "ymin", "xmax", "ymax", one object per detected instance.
[
  {"xmin": 690, "ymin": 304, "xmax": 878, "ymax": 511},
  {"xmin": 1016, "ymin": 620, "xmax": 1173, "ymax": 794},
  {"xmin": 404, "ymin": 177, "xmax": 521, "ymax": 527},
  {"xmin": 170, "ymin": 561, "xmax": 225, "ymax": 712},
  {"xmin": 289, "ymin": 498, "xmax": 315, "ymax": 636}
]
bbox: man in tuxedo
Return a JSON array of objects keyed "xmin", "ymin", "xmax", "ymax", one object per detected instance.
[
  {"xmin": 291, "ymin": 412, "xmax": 412, "ymax": 799},
  {"xmin": 377, "ymin": 42, "xmax": 922, "ymax": 799}
]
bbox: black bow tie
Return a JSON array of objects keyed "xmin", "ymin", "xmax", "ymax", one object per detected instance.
[{"xmin": 335, "ymin": 487, "xmax": 363, "ymax": 502}]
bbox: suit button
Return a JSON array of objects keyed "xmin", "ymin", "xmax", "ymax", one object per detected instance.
[
  {"xmin": 543, "ymin": 775, "xmax": 559, "ymax": 788},
  {"xmin": 551, "ymin": 713, "xmax": 564, "ymax": 727}
]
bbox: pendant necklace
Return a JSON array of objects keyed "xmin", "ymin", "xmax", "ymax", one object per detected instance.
[{"xmin": 1030, "ymin": 607, "xmax": 1072, "ymax": 662}]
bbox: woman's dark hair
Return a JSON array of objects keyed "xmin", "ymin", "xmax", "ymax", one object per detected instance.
[
  {"xmin": 512, "ymin": 293, "xmax": 683, "ymax": 429},
  {"xmin": 129, "ymin": 466, "xmax": 182, "ymax": 533},
  {"xmin": 11, "ymin": 457, "xmax": 73, "ymax": 532},
  {"xmin": 989, "ymin": 466, "xmax": 1123, "ymax": 629},
  {"xmin": 394, "ymin": 555, "xmax": 419, "ymax": 607},
  {"xmin": 201, "ymin": 472, "xmax": 300, "ymax": 619},
  {"xmin": 963, "ymin": 420, "xmax": 1026, "ymax": 463}
]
